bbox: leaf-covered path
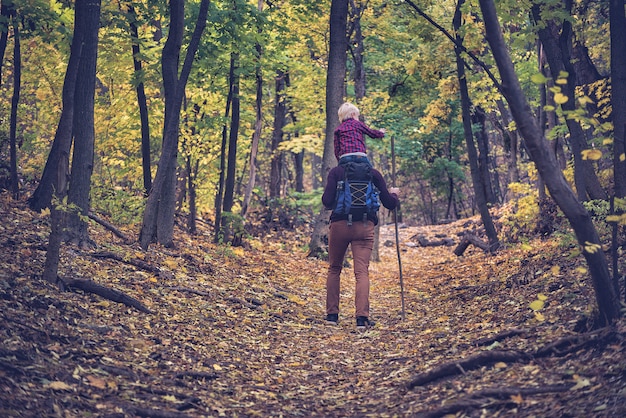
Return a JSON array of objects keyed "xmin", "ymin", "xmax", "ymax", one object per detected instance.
[{"xmin": 1, "ymin": 195, "xmax": 626, "ymax": 417}]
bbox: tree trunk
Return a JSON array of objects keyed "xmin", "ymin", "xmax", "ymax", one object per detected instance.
[
  {"xmin": 29, "ymin": 0, "xmax": 85, "ymax": 212},
  {"xmin": 66, "ymin": 0, "xmax": 101, "ymax": 247},
  {"xmin": 214, "ymin": 56, "xmax": 234, "ymax": 243},
  {"xmin": 139, "ymin": 0, "xmax": 209, "ymax": 249},
  {"xmin": 454, "ymin": 1, "xmax": 499, "ymax": 250},
  {"xmin": 308, "ymin": 0, "xmax": 348, "ymax": 258},
  {"xmin": 241, "ymin": 2, "xmax": 263, "ymax": 217},
  {"xmin": 532, "ymin": 3, "xmax": 606, "ymax": 201},
  {"xmin": 479, "ymin": 0, "xmax": 621, "ymax": 324},
  {"xmin": 0, "ymin": 2, "xmax": 11, "ymax": 86},
  {"xmin": 128, "ymin": 4, "xmax": 153, "ymax": 195},
  {"xmin": 221, "ymin": 52, "xmax": 240, "ymax": 243},
  {"xmin": 472, "ymin": 106, "xmax": 496, "ymax": 204},
  {"xmin": 611, "ymin": 0, "xmax": 626, "ymax": 198},
  {"xmin": 269, "ymin": 70, "xmax": 288, "ymax": 198},
  {"xmin": 9, "ymin": 7, "xmax": 20, "ymax": 200}
]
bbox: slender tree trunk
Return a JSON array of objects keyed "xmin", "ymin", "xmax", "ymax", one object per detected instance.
[
  {"xmin": 9, "ymin": 10, "xmax": 20, "ymax": 199},
  {"xmin": 269, "ymin": 70, "xmax": 287, "ymax": 198},
  {"xmin": 308, "ymin": 0, "xmax": 349, "ymax": 258},
  {"xmin": 0, "ymin": 2, "xmax": 11, "ymax": 86},
  {"xmin": 128, "ymin": 4, "xmax": 152, "ymax": 195},
  {"xmin": 66, "ymin": 0, "xmax": 101, "ymax": 247},
  {"xmin": 214, "ymin": 56, "xmax": 235, "ymax": 243},
  {"xmin": 480, "ymin": 0, "xmax": 620, "ymax": 324},
  {"xmin": 611, "ymin": 0, "xmax": 626, "ymax": 198},
  {"xmin": 241, "ymin": 0, "xmax": 263, "ymax": 217},
  {"xmin": 221, "ymin": 52, "xmax": 240, "ymax": 243},
  {"xmin": 139, "ymin": 0, "xmax": 209, "ymax": 249},
  {"xmin": 454, "ymin": 0, "xmax": 499, "ymax": 249},
  {"xmin": 472, "ymin": 106, "xmax": 496, "ymax": 204}
]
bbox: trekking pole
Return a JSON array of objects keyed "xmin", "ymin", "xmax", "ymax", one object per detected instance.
[{"xmin": 391, "ymin": 135, "xmax": 406, "ymax": 321}]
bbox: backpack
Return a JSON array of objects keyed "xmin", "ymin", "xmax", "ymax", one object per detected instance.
[{"xmin": 333, "ymin": 161, "xmax": 380, "ymax": 225}]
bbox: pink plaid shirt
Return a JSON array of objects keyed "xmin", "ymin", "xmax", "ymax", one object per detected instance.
[{"xmin": 334, "ymin": 118, "xmax": 385, "ymax": 161}]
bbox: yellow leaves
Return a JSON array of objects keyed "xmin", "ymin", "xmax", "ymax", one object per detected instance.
[
  {"xmin": 47, "ymin": 381, "xmax": 73, "ymax": 391},
  {"xmin": 570, "ymin": 375, "xmax": 592, "ymax": 391},
  {"xmin": 583, "ymin": 241, "xmax": 602, "ymax": 254},
  {"xmin": 529, "ymin": 300, "xmax": 544, "ymax": 311},
  {"xmin": 163, "ymin": 258, "xmax": 179, "ymax": 270},
  {"xmin": 86, "ymin": 375, "xmax": 108, "ymax": 390},
  {"xmin": 581, "ymin": 149, "xmax": 602, "ymax": 161},
  {"xmin": 553, "ymin": 92, "xmax": 569, "ymax": 104},
  {"xmin": 212, "ymin": 363, "xmax": 223, "ymax": 371},
  {"xmin": 286, "ymin": 294, "xmax": 306, "ymax": 306}
]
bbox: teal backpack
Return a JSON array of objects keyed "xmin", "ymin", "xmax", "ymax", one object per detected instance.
[{"xmin": 333, "ymin": 161, "xmax": 380, "ymax": 225}]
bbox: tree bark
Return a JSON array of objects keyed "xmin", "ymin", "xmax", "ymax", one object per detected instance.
[
  {"xmin": 610, "ymin": 0, "xmax": 626, "ymax": 197},
  {"xmin": 308, "ymin": 0, "xmax": 348, "ymax": 258},
  {"xmin": 139, "ymin": 0, "xmax": 209, "ymax": 249},
  {"xmin": 128, "ymin": 4, "xmax": 153, "ymax": 195},
  {"xmin": 66, "ymin": 0, "xmax": 101, "ymax": 247},
  {"xmin": 479, "ymin": 0, "xmax": 621, "ymax": 324},
  {"xmin": 28, "ymin": 0, "xmax": 85, "ymax": 212},
  {"xmin": 241, "ymin": 2, "xmax": 264, "ymax": 217},
  {"xmin": 9, "ymin": 6, "xmax": 20, "ymax": 200},
  {"xmin": 269, "ymin": 70, "xmax": 288, "ymax": 198},
  {"xmin": 454, "ymin": 1, "xmax": 499, "ymax": 250},
  {"xmin": 221, "ymin": 52, "xmax": 241, "ymax": 243},
  {"xmin": 532, "ymin": 2, "xmax": 606, "ymax": 201}
]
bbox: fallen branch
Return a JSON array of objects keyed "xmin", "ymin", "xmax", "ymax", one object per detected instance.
[
  {"xmin": 88, "ymin": 212, "xmax": 133, "ymax": 243},
  {"xmin": 407, "ymin": 350, "xmax": 528, "ymax": 388},
  {"xmin": 453, "ymin": 233, "xmax": 491, "ymax": 256},
  {"xmin": 59, "ymin": 277, "xmax": 153, "ymax": 314}
]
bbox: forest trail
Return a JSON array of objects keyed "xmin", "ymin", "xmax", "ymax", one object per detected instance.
[{"xmin": 1, "ymin": 194, "xmax": 625, "ymax": 417}]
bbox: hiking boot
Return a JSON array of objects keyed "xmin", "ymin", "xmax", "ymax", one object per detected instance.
[
  {"xmin": 356, "ymin": 316, "xmax": 375, "ymax": 329},
  {"xmin": 325, "ymin": 313, "xmax": 339, "ymax": 325}
]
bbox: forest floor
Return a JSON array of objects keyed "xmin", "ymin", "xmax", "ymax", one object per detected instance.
[{"xmin": 1, "ymin": 192, "xmax": 626, "ymax": 417}]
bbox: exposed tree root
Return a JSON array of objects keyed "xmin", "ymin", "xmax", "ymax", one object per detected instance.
[
  {"xmin": 408, "ymin": 327, "xmax": 617, "ymax": 416},
  {"xmin": 408, "ymin": 327, "xmax": 616, "ymax": 389},
  {"xmin": 58, "ymin": 277, "xmax": 153, "ymax": 313},
  {"xmin": 407, "ymin": 350, "xmax": 529, "ymax": 388}
]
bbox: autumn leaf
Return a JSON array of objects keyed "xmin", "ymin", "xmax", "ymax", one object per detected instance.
[{"xmin": 47, "ymin": 381, "xmax": 73, "ymax": 391}]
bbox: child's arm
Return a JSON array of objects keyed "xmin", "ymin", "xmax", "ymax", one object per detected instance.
[{"xmin": 358, "ymin": 120, "xmax": 385, "ymax": 139}]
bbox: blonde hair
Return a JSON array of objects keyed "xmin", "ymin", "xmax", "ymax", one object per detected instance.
[{"xmin": 338, "ymin": 102, "xmax": 360, "ymax": 122}]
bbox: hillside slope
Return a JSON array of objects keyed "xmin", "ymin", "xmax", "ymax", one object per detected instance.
[{"xmin": 1, "ymin": 194, "xmax": 625, "ymax": 417}]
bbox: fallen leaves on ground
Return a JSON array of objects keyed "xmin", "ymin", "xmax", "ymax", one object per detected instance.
[{"xmin": 1, "ymin": 193, "xmax": 625, "ymax": 417}]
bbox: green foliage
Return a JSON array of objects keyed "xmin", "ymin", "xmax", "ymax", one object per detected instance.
[{"xmin": 90, "ymin": 185, "xmax": 145, "ymax": 226}]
